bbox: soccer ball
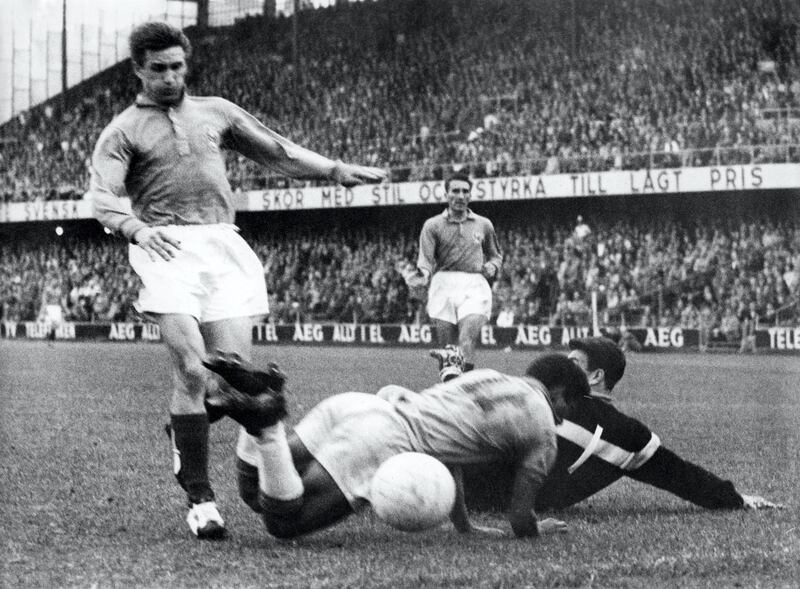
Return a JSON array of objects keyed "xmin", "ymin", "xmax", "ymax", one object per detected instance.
[{"xmin": 370, "ymin": 452, "xmax": 457, "ymax": 532}]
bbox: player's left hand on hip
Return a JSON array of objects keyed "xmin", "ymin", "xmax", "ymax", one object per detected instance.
[
  {"xmin": 332, "ymin": 160, "xmax": 387, "ymax": 187},
  {"xmin": 537, "ymin": 518, "xmax": 568, "ymax": 535},
  {"xmin": 481, "ymin": 263, "xmax": 497, "ymax": 283},
  {"xmin": 741, "ymin": 494, "xmax": 784, "ymax": 510},
  {"xmin": 133, "ymin": 226, "xmax": 182, "ymax": 262},
  {"xmin": 396, "ymin": 261, "xmax": 428, "ymax": 289}
]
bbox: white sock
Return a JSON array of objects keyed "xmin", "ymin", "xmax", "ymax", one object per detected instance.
[{"xmin": 255, "ymin": 422, "xmax": 304, "ymax": 501}]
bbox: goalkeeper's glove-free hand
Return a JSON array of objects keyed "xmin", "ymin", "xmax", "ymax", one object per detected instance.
[{"xmin": 741, "ymin": 494, "xmax": 784, "ymax": 510}]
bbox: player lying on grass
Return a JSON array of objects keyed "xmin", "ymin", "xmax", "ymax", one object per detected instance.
[
  {"xmin": 202, "ymin": 351, "xmax": 589, "ymax": 539},
  {"xmin": 452, "ymin": 337, "xmax": 782, "ymax": 513}
]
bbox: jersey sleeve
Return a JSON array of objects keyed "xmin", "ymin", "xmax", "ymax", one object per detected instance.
[
  {"xmin": 221, "ymin": 99, "xmax": 337, "ymax": 180},
  {"xmin": 534, "ymin": 399, "xmax": 660, "ymax": 510},
  {"xmin": 558, "ymin": 400, "xmax": 661, "ymax": 472},
  {"xmin": 482, "ymin": 219, "xmax": 503, "ymax": 273},
  {"xmin": 90, "ymin": 125, "xmax": 148, "ymax": 241},
  {"xmin": 537, "ymin": 398, "xmax": 744, "ymax": 511},
  {"xmin": 416, "ymin": 218, "xmax": 438, "ymax": 276},
  {"xmin": 627, "ymin": 446, "xmax": 744, "ymax": 509}
]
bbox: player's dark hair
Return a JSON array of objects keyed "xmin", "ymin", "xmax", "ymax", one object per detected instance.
[
  {"xmin": 526, "ymin": 353, "xmax": 590, "ymax": 404},
  {"xmin": 129, "ymin": 22, "xmax": 192, "ymax": 66},
  {"xmin": 569, "ymin": 337, "xmax": 626, "ymax": 391},
  {"xmin": 445, "ymin": 171, "xmax": 473, "ymax": 192}
]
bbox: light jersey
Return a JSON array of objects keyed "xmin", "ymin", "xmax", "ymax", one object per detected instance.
[
  {"xmin": 416, "ymin": 209, "xmax": 502, "ymax": 276},
  {"xmin": 91, "ymin": 93, "xmax": 335, "ymax": 241},
  {"xmin": 389, "ymin": 369, "xmax": 558, "ymax": 468}
]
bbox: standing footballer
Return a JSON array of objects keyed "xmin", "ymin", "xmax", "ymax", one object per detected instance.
[
  {"xmin": 400, "ymin": 171, "xmax": 502, "ymax": 379},
  {"xmin": 89, "ymin": 22, "xmax": 384, "ymax": 540}
]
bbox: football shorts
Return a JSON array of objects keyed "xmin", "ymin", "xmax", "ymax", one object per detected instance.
[
  {"xmin": 293, "ymin": 392, "xmax": 415, "ymax": 510},
  {"xmin": 129, "ymin": 224, "xmax": 268, "ymax": 323},
  {"xmin": 43, "ymin": 304, "xmax": 63, "ymax": 327},
  {"xmin": 427, "ymin": 271, "xmax": 492, "ymax": 323}
]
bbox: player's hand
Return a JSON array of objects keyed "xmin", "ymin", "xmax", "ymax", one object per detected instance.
[
  {"xmin": 741, "ymin": 494, "xmax": 784, "ymax": 510},
  {"xmin": 331, "ymin": 160, "xmax": 387, "ymax": 187},
  {"xmin": 396, "ymin": 261, "xmax": 428, "ymax": 289},
  {"xmin": 537, "ymin": 518, "xmax": 568, "ymax": 535},
  {"xmin": 470, "ymin": 524, "xmax": 507, "ymax": 537},
  {"xmin": 481, "ymin": 262, "xmax": 498, "ymax": 284},
  {"xmin": 133, "ymin": 227, "xmax": 181, "ymax": 261}
]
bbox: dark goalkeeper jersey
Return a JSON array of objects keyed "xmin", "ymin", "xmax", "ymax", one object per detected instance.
[{"xmin": 463, "ymin": 395, "xmax": 744, "ymax": 512}]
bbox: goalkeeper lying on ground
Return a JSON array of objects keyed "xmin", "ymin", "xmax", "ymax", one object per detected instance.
[{"xmin": 441, "ymin": 337, "xmax": 782, "ymax": 513}]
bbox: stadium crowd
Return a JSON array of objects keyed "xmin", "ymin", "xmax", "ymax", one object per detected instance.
[
  {"xmin": 2, "ymin": 207, "xmax": 798, "ymax": 340},
  {"xmin": 1, "ymin": 0, "xmax": 799, "ymax": 202}
]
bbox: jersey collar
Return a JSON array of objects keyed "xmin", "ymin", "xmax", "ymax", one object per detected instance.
[
  {"xmin": 587, "ymin": 392, "xmax": 614, "ymax": 403},
  {"xmin": 135, "ymin": 91, "xmax": 189, "ymax": 109},
  {"xmin": 443, "ymin": 208, "xmax": 474, "ymax": 223}
]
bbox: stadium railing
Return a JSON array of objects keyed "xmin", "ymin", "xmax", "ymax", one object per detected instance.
[{"xmin": 3, "ymin": 142, "xmax": 799, "ymax": 203}]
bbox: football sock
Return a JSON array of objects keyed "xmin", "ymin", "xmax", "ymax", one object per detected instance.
[
  {"xmin": 170, "ymin": 413, "xmax": 214, "ymax": 504},
  {"xmin": 255, "ymin": 422, "xmax": 304, "ymax": 501},
  {"xmin": 465, "ymin": 363, "xmax": 475, "ymax": 372}
]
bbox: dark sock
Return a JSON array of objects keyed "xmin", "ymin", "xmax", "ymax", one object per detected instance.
[
  {"xmin": 236, "ymin": 457, "xmax": 262, "ymax": 513},
  {"xmin": 204, "ymin": 403, "xmax": 225, "ymax": 424},
  {"xmin": 465, "ymin": 363, "xmax": 475, "ymax": 372},
  {"xmin": 170, "ymin": 413, "xmax": 214, "ymax": 504}
]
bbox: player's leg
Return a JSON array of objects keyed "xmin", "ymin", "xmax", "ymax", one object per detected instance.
[
  {"xmin": 235, "ymin": 428, "xmax": 316, "ymax": 514},
  {"xmin": 199, "ymin": 315, "xmax": 259, "ymax": 422},
  {"xmin": 157, "ymin": 313, "xmax": 226, "ymax": 539},
  {"xmin": 431, "ymin": 318, "xmax": 458, "ymax": 347},
  {"xmin": 453, "ymin": 275, "xmax": 492, "ymax": 371},
  {"xmin": 457, "ymin": 313, "xmax": 487, "ymax": 371},
  {"xmin": 260, "ymin": 458, "xmax": 354, "ymax": 539}
]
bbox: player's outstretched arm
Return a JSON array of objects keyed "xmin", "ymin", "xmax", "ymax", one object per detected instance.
[
  {"xmin": 628, "ymin": 446, "xmax": 772, "ymax": 510},
  {"xmin": 449, "ymin": 466, "xmax": 505, "ymax": 536},
  {"xmin": 226, "ymin": 103, "xmax": 386, "ymax": 186}
]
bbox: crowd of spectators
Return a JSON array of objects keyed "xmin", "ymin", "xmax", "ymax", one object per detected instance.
[
  {"xmin": 2, "ymin": 206, "xmax": 798, "ymax": 343},
  {"xmin": 1, "ymin": 0, "xmax": 799, "ymax": 202}
]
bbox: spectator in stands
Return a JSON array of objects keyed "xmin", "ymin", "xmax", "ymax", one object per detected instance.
[{"xmin": 3, "ymin": 0, "xmax": 799, "ymax": 199}]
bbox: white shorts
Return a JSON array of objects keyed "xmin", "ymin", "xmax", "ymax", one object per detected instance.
[
  {"xmin": 293, "ymin": 392, "xmax": 414, "ymax": 510},
  {"xmin": 129, "ymin": 224, "xmax": 268, "ymax": 323},
  {"xmin": 427, "ymin": 271, "xmax": 492, "ymax": 324}
]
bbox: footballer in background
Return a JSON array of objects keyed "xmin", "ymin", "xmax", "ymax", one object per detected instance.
[{"xmin": 398, "ymin": 171, "xmax": 502, "ymax": 380}]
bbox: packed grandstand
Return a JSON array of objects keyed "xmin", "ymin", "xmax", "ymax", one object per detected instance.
[{"xmin": 0, "ymin": 0, "xmax": 798, "ymax": 342}]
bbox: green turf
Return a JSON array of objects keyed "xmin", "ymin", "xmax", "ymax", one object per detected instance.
[{"xmin": 1, "ymin": 341, "xmax": 798, "ymax": 588}]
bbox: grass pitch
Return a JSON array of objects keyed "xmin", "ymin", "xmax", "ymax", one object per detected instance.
[{"xmin": 1, "ymin": 341, "xmax": 798, "ymax": 588}]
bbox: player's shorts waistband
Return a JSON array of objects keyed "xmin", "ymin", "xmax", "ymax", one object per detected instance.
[
  {"xmin": 434, "ymin": 270, "xmax": 482, "ymax": 276},
  {"xmin": 154, "ymin": 223, "xmax": 239, "ymax": 232}
]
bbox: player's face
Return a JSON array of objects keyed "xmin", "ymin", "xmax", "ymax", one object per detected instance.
[
  {"xmin": 447, "ymin": 180, "xmax": 471, "ymax": 213},
  {"xmin": 135, "ymin": 46, "xmax": 187, "ymax": 106},
  {"xmin": 567, "ymin": 350, "xmax": 590, "ymax": 373}
]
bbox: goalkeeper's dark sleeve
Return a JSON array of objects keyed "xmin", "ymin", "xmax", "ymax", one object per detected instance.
[{"xmin": 626, "ymin": 446, "xmax": 744, "ymax": 509}]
